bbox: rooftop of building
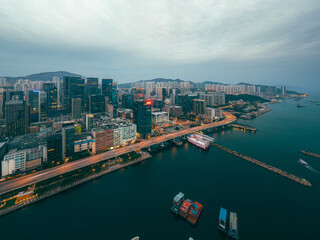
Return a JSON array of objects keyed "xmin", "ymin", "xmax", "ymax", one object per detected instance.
[
  {"xmin": 73, "ymin": 132, "xmax": 93, "ymax": 141},
  {"xmin": 152, "ymin": 111, "xmax": 169, "ymax": 115}
]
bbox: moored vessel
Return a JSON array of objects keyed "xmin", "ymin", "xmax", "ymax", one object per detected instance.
[
  {"xmin": 228, "ymin": 212, "xmax": 239, "ymax": 240},
  {"xmin": 171, "ymin": 192, "xmax": 185, "ymax": 215},
  {"xmin": 217, "ymin": 207, "xmax": 227, "ymax": 233},
  {"xmin": 187, "ymin": 201, "xmax": 203, "ymax": 225},
  {"xmin": 187, "ymin": 135, "xmax": 210, "ymax": 150},
  {"xmin": 179, "ymin": 199, "xmax": 193, "ymax": 218}
]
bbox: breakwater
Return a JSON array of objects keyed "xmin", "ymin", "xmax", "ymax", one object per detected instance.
[
  {"xmin": 212, "ymin": 143, "xmax": 312, "ymax": 187},
  {"xmin": 301, "ymin": 150, "xmax": 320, "ymax": 159}
]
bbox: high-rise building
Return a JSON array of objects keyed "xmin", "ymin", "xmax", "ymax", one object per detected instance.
[
  {"xmin": 193, "ymin": 99, "xmax": 206, "ymax": 114},
  {"xmin": 122, "ymin": 93, "xmax": 134, "ymax": 109},
  {"xmin": 43, "ymin": 83, "xmax": 58, "ymax": 111},
  {"xmin": 29, "ymin": 90, "xmax": 41, "ymax": 123},
  {"xmin": 5, "ymin": 100, "xmax": 29, "ymax": 137},
  {"xmin": 86, "ymin": 114, "xmax": 95, "ymax": 132},
  {"xmin": 91, "ymin": 128, "xmax": 114, "ymax": 154},
  {"xmin": 63, "ymin": 77, "xmax": 85, "ymax": 113},
  {"xmin": 2, "ymin": 90, "xmax": 24, "ymax": 118},
  {"xmin": 72, "ymin": 98, "xmax": 81, "ymax": 119},
  {"xmin": 199, "ymin": 92, "xmax": 225, "ymax": 106},
  {"xmin": 134, "ymin": 100, "xmax": 152, "ymax": 138},
  {"xmin": 86, "ymin": 78, "xmax": 99, "ymax": 96},
  {"xmin": 47, "ymin": 134, "xmax": 62, "ymax": 165},
  {"xmin": 89, "ymin": 95, "xmax": 106, "ymax": 113},
  {"xmin": 1, "ymin": 149, "xmax": 26, "ymax": 177},
  {"xmin": 281, "ymin": 86, "xmax": 286, "ymax": 95},
  {"xmin": 102, "ymin": 79, "xmax": 118, "ymax": 111},
  {"xmin": 176, "ymin": 94, "xmax": 199, "ymax": 113},
  {"xmin": 62, "ymin": 126, "xmax": 75, "ymax": 159},
  {"xmin": 40, "ymin": 91, "xmax": 47, "ymax": 122}
]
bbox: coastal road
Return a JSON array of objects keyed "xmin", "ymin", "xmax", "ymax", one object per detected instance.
[{"xmin": 0, "ymin": 112, "xmax": 236, "ymax": 195}]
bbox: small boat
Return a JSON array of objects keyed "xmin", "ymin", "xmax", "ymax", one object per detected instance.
[
  {"xmin": 171, "ymin": 192, "xmax": 184, "ymax": 215},
  {"xmin": 297, "ymin": 102, "xmax": 304, "ymax": 108},
  {"xmin": 298, "ymin": 159, "xmax": 309, "ymax": 166},
  {"xmin": 228, "ymin": 212, "xmax": 239, "ymax": 240},
  {"xmin": 217, "ymin": 207, "xmax": 227, "ymax": 233},
  {"xmin": 131, "ymin": 237, "xmax": 139, "ymax": 240}
]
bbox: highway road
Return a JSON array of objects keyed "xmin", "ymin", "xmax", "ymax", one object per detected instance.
[{"xmin": 0, "ymin": 112, "xmax": 236, "ymax": 195}]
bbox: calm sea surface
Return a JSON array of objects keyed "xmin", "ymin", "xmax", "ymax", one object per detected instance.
[{"xmin": 1, "ymin": 97, "xmax": 320, "ymax": 240}]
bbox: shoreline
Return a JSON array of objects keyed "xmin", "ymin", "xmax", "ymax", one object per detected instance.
[{"xmin": 0, "ymin": 152, "xmax": 152, "ymax": 217}]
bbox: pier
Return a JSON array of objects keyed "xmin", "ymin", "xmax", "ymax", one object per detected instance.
[
  {"xmin": 231, "ymin": 123, "xmax": 257, "ymax": 132},
  {"xmin": 212, "ymin": 143, "xmax": 312, "ymax": 187},
  {"xmin": 301, "ymin": 150, "xmax": 320, "ymax": 159},
  {"xmin": 170, "ymin": 139, "xmax": 183, "ymax": 146}
]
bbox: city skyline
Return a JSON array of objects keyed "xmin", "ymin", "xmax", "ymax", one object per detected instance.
[{"xmin": 0, "ymin": 0, "xmax": 319, "ymax": 94}]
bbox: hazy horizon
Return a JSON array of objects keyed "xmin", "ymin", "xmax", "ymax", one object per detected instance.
[{"xmin": 1, "ymin": 0, "xmax": 319, "ymax": 93}]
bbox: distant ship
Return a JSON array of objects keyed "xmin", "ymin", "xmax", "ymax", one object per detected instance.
[
  {"xmin": 187, "ymin": 135, "xmax": 210, "ymax": 150},
  {"xmin": 298, "ymin": 159, "xmax": 309, "ymax": 166},
  {"xmin": 310, "ymin": 100, "xmax": 318, "ymax": 103},
  {"xmin": 297, "ymin": 102, "xmax": 304, "ymax": 108}
]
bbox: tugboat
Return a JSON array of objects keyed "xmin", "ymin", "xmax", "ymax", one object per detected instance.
[
  {"xmin": 228, "ymin": 212, "xmax": 239, "ymax": 240},
  {"xmin": 297, "ymin": 102, "xmax": 304, "ymax": 108},
  {"xmin": 187, "ymin": 201, "xmax": 203, "ymax": 225},
  {"xmin": 179, "ymin": 199, "xmax": 193, "ymax": 218},
  {"xmin": 217, "ymin": 207, "xmax": 227, "ymax": 233},
  {"xmin": 171, "ymin": 192, "xmax": 185, "ymax": 215}
]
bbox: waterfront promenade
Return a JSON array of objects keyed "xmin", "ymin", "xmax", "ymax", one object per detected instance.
[
  {"xmin": 0, "ymin": 112, "xmax": 236, "ymax": 195},
  {"xmin": 0, "ymin": 152, "xmax": 152, "ymax": 216}
]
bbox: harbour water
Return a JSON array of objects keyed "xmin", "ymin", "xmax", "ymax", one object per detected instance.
[{"xmin": 1, "ymin": 97, "xmax": 320, "ymax": 240}]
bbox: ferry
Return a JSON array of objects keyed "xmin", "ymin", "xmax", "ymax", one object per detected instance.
[
  {"xmin": 171, "ymin": 192, "xmax": 185, "ymax": 215},
  {"xmin": 217, "ymin": 207, "xmax": 227, "ymax": 233},
  {"xmin": 228, "ymin": 212, "xmax": 239, "ymax": 240},
  {"xmin": 179, "ymin": 199, "xmax": 193, "ymax": 218},
  {"xmin": 187, "ymin": 135, "xmax": 210, "ymax": 150},
  {"xmin": 298, "ymin": 159, "xmax": 309, "ymax": 166},
  {"xmin": 187, "ymin": 201, "xmax": 203, "ymax": 225}
]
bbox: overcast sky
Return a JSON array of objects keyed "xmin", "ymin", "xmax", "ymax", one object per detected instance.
[{"xmin": 0, "ymin": 0, "xmax": 319, "ymax": 92}]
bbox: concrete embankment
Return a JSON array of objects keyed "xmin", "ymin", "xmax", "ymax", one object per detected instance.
[
  {"xmin": 212, "ymin": 143, "xmax": 312, "ymax": 187},
  {"xmin": 0, "ymin": 152, "xmax": 152, "ymax": 217}
]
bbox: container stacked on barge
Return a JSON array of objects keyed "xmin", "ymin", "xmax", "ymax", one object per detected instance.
[
  {"xmin": 171, "ymin": 192, "xmax": 185, "ymax": 215},
  {"xmin": 187, "ymin": 134, "xmax": 210, "ymax": 150},
  {"xmin": 179, "ymin": 199, "xmax": 193, "ymax": 218},
  {"xmin": 187, "ymin": 201, "xmax": 203, "ymax": 225}
]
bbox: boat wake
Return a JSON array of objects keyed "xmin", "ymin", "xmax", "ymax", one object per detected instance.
[{"xmin": 305, "ymin": 165, "xmax": 320, "ymax": 174}]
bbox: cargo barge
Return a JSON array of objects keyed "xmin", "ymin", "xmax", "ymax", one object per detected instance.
[
  {"xmin": 228, "ymin": 212, "xmax": 239, "ymax": 240},
  {"xmin": 217, "ymin": 207, "xmax": 227, "ymax": 233},
  {"xmin": 187, "ymin": 201, "xmax": 203, "ymax": 225},
  {"xmin": 187, "ymin": 135, "xmax": 210, "ymax": 150},
  {"xmin": 171, "ymin": 193, "xmax": 203, "ymax": 225}
]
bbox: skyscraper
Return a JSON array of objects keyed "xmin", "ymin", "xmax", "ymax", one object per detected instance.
[
  {"xmin": 47, "ymin": 134, "xmax": 62, "ymax": 165},
  {"xmin": 134, "ymin": 100, "xmax": 152, "ymax": 139},
  {"xmin": 122, "ymin": 93, "xmax": 134, "ymax": 109},
  {"xmin": 281, "ymin": 86, "xmax": 286, "ymax": 95},
  {"xmin": 43, "ymin": 83, "xmax": 58, "ymax": 111},
  {"xmin": 5, "ymin": 100, "xmax": 29, "ymax": 137},
  {"xmin": 63, "ymin": 77, "xmax": 85, "ymax": 113},
  {"xmin": 72, "ymin": 98, "xmax": 81, "ymax": 119},
  {"xmin": 86, "ymin": 78, "xmax": 99, "ymax": 97},
  {"xmin": 29, "ymin": 90, "xmax": 40, "ymax": 123},
  {"xmin": 102, "ymin": 79, "xmax": 118, "ymax": 110},
  {"xmin": 89, "ymin": 95, "xmax": 106, "ymax": 113},
  {"xmin": 62, "ymin": 126, "xmax": 74, "ymax": 159}
]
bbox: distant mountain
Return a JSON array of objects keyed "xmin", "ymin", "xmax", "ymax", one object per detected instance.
[{"xmin": 2, "ymin": 71, "xmax": 82, "ymax": 83}]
